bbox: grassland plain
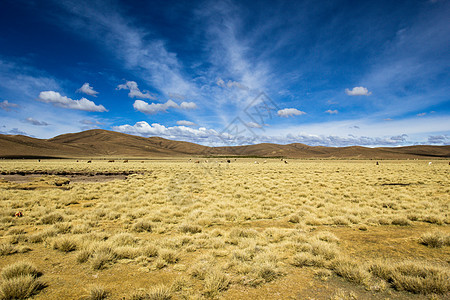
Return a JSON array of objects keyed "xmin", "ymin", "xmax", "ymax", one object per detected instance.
[{"xmin": 0, "ymin": 159, "xmax": 448, "ymax": 299}]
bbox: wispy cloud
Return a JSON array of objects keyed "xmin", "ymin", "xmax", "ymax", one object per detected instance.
[
  {"xmin": 116, "ymin": 81, "xmax": 156, "ymax": 99},
  {"xmin": 0, "ymin": 100, "xmax": 18, "ymax": 111},
  {"xmin": 325, "ymin": 109, "xmax": 339, "ymax": 114},
  {"xmin": 24, "ymin": 117, "xmax": 50, "ymax": 126},
  {"xmin": 76, "ymin": 83, "xmax": 99, "ymax": 97},
  {"xmin": 176, "ymin": 120, "xmax": 196, "ymax": 126},
  {"xmin": 38, "ymin": 91, "xmax": 107, "ymax": 112}
]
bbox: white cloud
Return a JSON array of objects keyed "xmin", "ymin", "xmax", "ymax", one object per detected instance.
[
  {"xmin": 38, "ymin": 91, "xmax": 107, "ymax": 112},
  {"xmin": 325, "ymin": 109, "xmax": 338, "ymax": 114},
  {"xmin": 216, "ymin": 78, "xmax": 249, "ymax": 90},
  {"xmin": 417, "ymin": 112, "xmax": 427, "ymax": 117},
  {"xmin": 0, "ymin": 100, "xmax": 18, "ymax": 111},
  {"xmin": 117, "ymin": 81, "xmax": 156, "ymax": 99},
  {"xmin": 133, "ymin": 99, "xmax": 197, "ymax": 114},
  {"xmin": 76, "ymin": 83, "xmax": 99, "ymax": 97},
  {"xmin": 345, "ymin": 86, "xmax": 372, "ymax": 96},
  {"xmin": 277, "ymin": 108, "xmax": 306, "ymax": 117},
  {"xmin": 24, "ymin": 117, "xmax": 50, "ymax": 126},
  {"xmin": 176, "ymin": 120, "xmax": 196, "ymax": 126},
  {"xmin": 113, "ymin": 121, "xmax": 220, "ymax": 143},
  {"xmin": 247, "ymin": 122, "xmax": 262, "ymax": 128},
  {"xmin": 180, "ymin": 102, "xmax": 197, "ymax": 110}
]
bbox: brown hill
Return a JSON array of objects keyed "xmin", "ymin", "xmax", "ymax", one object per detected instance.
[{"xmin": 0, "ymin": 129, "xmax": 449, "ymax": 159}]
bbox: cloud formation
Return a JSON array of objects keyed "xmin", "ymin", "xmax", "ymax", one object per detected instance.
[
  {"xmin": 24, "ymin": 117, "xmax": 50, "ymax": 126},
  {"xmin": 133, "ymin": 99, "xmax": 197, "ymax": 114},
  {"xmin": 112, "ymin": 121, "xmax": 418, "ymax": 147},
  {"xmin": 176, "ymin": 120, "xmax": 196, "ymax": 126},
  {"xmin": 38, "ymin": 91, "xmax": 107, "ymax": 112},
  {"xmin": 325, "ymin": 109, "xmax": 338, "ymax": 114},
  {"xmin": 277, "ymin": 108, "xmax": 306, "ymax": 117},
  {"xmin": 76, "ymin": 83, "xmax": 99, "ymax": 97},
  {"xmin": 117, "ymin": 81, "xmax": 156, "ymax": 99},
  {"xmin": 345, "ymin": 86, "xmax": 372, "ymax": 96},
  {"xmin": 0, "ymin": 100, "xmax": 18, "ymax": 111}
]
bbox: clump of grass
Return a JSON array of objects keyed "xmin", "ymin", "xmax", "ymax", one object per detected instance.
[
  {"xmin": 422, "ymin": 215, "xmax": 444, "ymax": 225},
  {"xmin": 39, "ymin": 213, "xmax": 64, "ymax": 224},
  {"xmin": 77, "ymin": 249, "xmax": 92, "ymax": 263},
  {"xmin": 313, "ymin": 268, "xmax": 332, "ymax": 281},
  {"xmin": 292, "ymin": 252, "xmax": 325, "ymax": 268},
  {"xmin": 390, "ymin": 261, "xmax": 449, "ymax": 294},
  {"xmin": 90, "ymin": 246, "xmax": 117, "ymax": 270},
  {"xmin": 310, "ymin": 240, "xmax": 340, "ymax": 260},
  {"xmin": 53, "ymin": 222, "xmax": 72, "ymax": 234},
  {"xmin": 203, "ymin": 271, "xmax": 230, "ymax": 298},
  {"xmin": 1, "ymin": 261, "xmax": 39, "ymax": 280},
  {"xmin": 331, "ymin": 257, "xmax": 371, "ymax": 286},
  {"xmin": 0, "ymin": 243, "xmax": 17, "ymax": 256},
  {"xmin": 0, "ymin": 275, "xmax": 46, "ymax": 300},
  {"xmin": 179, "ymin": 224, "xmax": 202, "ymax": 234},
  {"xmin": 28, "ymin": 228, "xmax": 58, "ymax": 243},
  {"xmin": 391, "ymin": 217, "xmax": 410, "ymax": 226},
  {"xmin": 0, "ymin": 261, "xmax": 45, "ymax": 299},
  {"xmin": 51, "ymin": 236, "xmax": 78, "ymax": 252},
  {"xmin": 109, "ymin": 233, "xmax": 138, "ymax": 246},
  {"xmin": 159, "ymin": 249, "xmax": 179, "ymax": 264},
  {"xmin": 419, "ymin": 231, "xmax": 450, "ymax": 248},
  {"xmin": 147, "ymin": 284, "xmax": 172, "ymax": 300},
  {"xmin": 87, "ymin": 285, "xmax": 108, "ymax": 300},
  {"xmin": 141, "ymin": 245, "xmax": 158, "ymax": 258},
  {"xmin": 369, "ymin": 260, "xmax": 449, "ymax": 294},
  {"xmin": 229, "ymin": 228, "xmax": 258, "ymax": 239},
  {"xmin": 132, "ymin": 220, "xmax": 153, "ymax": 233}
]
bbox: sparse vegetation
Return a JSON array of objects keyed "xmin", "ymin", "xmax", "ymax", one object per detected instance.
[{"xmin": 0, "ymin": 159, "xmax": 448, "ymax": 298}]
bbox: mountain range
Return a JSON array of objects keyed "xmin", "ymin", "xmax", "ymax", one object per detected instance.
[{"xmin": 1, "ymin": 129, "xmax": 449, "ymax": 159}]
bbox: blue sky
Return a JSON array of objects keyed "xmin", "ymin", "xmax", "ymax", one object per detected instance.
[{"xmin": 0, "ymin": 0, "xmax": 449, "ymax": 147}]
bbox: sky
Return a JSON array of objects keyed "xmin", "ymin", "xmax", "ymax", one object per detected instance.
[{"xmin": 0, "ymin": 0, "xmax": 449, "ymax": 147}]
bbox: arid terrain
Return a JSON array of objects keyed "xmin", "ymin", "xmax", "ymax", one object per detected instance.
[
  {"xmin": 0, "ymin": 158, "xmax": 448, "ymax": 299},
  {"xmin": 1, "ymin": 129, "xmax": 450, "ymax": 159}
]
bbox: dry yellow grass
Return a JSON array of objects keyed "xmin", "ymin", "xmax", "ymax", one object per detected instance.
[{"xmin": 0, "ymin": 159, "xmax": 449, "ymax": 299}]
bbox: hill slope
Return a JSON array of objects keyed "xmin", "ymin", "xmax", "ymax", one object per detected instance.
[{"xmin": 1, "ymin": 129, "xmax": 449, "ymax": 159}]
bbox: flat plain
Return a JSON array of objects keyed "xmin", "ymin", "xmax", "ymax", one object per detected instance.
[{"xmin": 0, "ymin": 159, "xmax": 449, "ymax": 299}]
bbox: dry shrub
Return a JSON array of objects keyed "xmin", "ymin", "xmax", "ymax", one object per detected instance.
[
  {"xmin": 28, "ymin": 228, "xmax": 57, "ymax": 243},
  {"xmin": 370, "ymin": 260, "xmax": 449, "ymax": 294},
  {"xmin": 331, "ymin": 257, "xmax": 371, "ymax": 286},
  {"xmin": 229, "ymin": 228, "xmax": 258, "ymax": 239},
  {"xmin": 390, "ymin": 261, "xmax": 449, "ymax": 294},
  {"xmin": 159, "ymin": 249, "xmax": 179, "ymax": 264},
  {"xmin": 90, "ymin": 246, "xmax": 117, "ymax": 270},
  {"xmin": 310, "ymin": 240, "xmax": 340, "ymax": 260},
  {"xmin": 87, "ymin": 285, "xmax": 108, "ymax": 300},
  {"xmin": 114, "ymin": 246, "xmax": 141, "ymax": 259},
  {"xmin": 132, "ymin": 220, "xmax": 153, "ymax": 233},
  {"xmin": 51, "ymin": 236, "xmax": 78, "ymax": 252},
  {"xmin": 0, "ymin": 275, "xmax": 45, "ymax": 300},
  {"xmin": 109, "ymin": 233, "xmax": 138, "ymax": 246},
  {"xmin": 39, "ymin": 213, "xmax": 64, "ymax": 224},
  {"xmin": 203, "ymin": 271, "xmax": 230, "ymax": 298},
  {"xmin": 178, "ymin": 224, "xmax": 202, "ymax": 234},
  {"xmin": 0, "ymin": 243, "xmax": 17, "ymax": 256},
  {"xmin": 1, "ymin": 261, "xmax": 39, "ymax": 280},
  {"xmin": 419, "ymin": 231, "xmax": 450, "ymax": 248},
  {"xmin": 391, "ymin": 217, "xmax": 411, "ymax": 226},
  {"xmin": 141, "ymin": 245, "xmax": 159, "ymax": 258},
  {"xmin": 292, "ymin": 252, "xmax": 325, "ymax": 268}
]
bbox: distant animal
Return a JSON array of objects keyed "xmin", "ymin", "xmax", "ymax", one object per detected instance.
[
  {"xmin": 141, "ymin": 161, "xmax": 145, "ymax": 163},
  {"xmin": 376, "ymin": 161, "xmax": 379, "ymax": 165},
  {"xmin": 87, "ymin": 160, "xmax": 92, "ymax": 163},
  {"xmin": 227, "ymin": 160, "xmax": 231, "ymax": 163},
  {"xmin": 108, "ymin": 160, "xmax": 115, "ymax": 163},
  {"xmin": 254, "ymin": 161, "xmax": 259, "ymax": 164},
  {"xmin": 15, "ymin": 211, "xmax": 23, "ymax": 217},
  {"xmin": 263, "ymin": 160, "xmax": 267, "ymax": 164},
  {"xmin": 428, "ymin": 162, "xmax": 432, "ymax": 165},
  {"xmin": 284, "ymin": 160, "xmax": 288, "ymax": 164},
  {"xmin": 123, "ymin": 160, "xmax": 128, "ymax": 163},
  {"xmin": 195, "ymin": 160, "xmax": 200, "ymax": 164}
]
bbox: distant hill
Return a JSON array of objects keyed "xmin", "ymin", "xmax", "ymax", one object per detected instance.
[{"xmin": 1, "ymin": 129, "xmax": 449, "ymax": 159}]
